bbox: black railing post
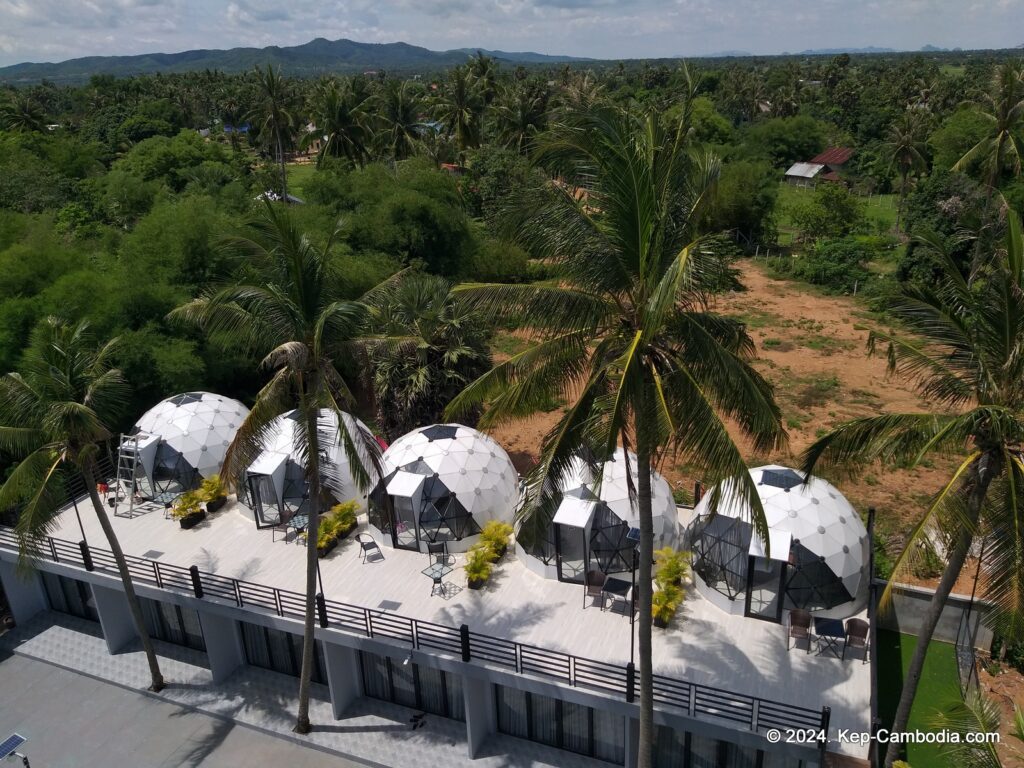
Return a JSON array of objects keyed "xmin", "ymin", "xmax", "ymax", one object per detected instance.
[
  {"xmin": 79, "ymin": 540, "xmax": 93, "ymax": 572},
  {"xmin": 189, "ymin": 565, "xmax": 203, "ymax": 598},
  {"xmin": 818, "ymin": 706, "xmax": 831, "ymax": 766},
  {"xmin": 460, "ymin": 623, "xmax": 471, "ymax": 662},
  {"xmin": 626, "ymin": 662, "xmax": 635, "ymax": 703},
  {"xmin": 871, "ymin": 716, "xmax": 882, "ymax": 767},
  {"xmin": 693, "ymin": 481, "xmax": 703, "ymax": 505},
  {"xmin": 48, "ymin": 537, "xmax": 58, "ymax": 562},
  {"xmin": 316, "ymin": 593, "xmax": 328, "ymax": 628}
]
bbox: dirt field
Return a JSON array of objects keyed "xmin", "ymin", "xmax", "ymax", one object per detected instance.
[{"xmin": 488, "ymin": 259, "xmax": 970, "ymax": 588}]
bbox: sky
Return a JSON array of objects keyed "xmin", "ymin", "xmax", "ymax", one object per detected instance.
[{"xmin": 0, "ymin": 0, "xmax": 1021, "ymax": 67}]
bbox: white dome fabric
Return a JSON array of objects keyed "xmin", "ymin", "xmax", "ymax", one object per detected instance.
[
  {"xmin": 559, "ymin": 449, "xmax": 678, "ymax": 548},
  {"xmin": 693, "ymin": 465, "xmax": 869, "ymax": 604},
  {"xmin": 253, "ymin": 409, "xmax": 377, "ymax": 508},
  {"xmin": 133, "ymin": 392, "xmax": 249, "ymax": 479},
  {"xmin": 382, "ymin": 424, "xmax": 519, "ymax": 529}
]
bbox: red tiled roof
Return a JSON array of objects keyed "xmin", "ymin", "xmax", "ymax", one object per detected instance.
[
  {"xmin": 820, "ymin": 171, "xmax": 843, "ymax": 183},
  {"xmin": 811, "ymin": 147, "xmax": 854, "ymax": 165}
]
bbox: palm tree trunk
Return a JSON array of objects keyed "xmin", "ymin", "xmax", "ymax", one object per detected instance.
[
  {"xmin": 82, "ymin": 459, "xmax": 165, "ymax": 692},
  {"xmin": 636, "ymin": 438, "xmax": 655, "ymax": 768},
  {"xmin": 883, "ymin": 452, "xmax": 998, "ymax": 766},
  {"xmin": 294, "ymin": 399, "xmax": 322, "ymax": 734},
  {"xmin": 896, "ymin": 169, "xmax": 908, "ymax": 234},
  {"xmin": 277, "ymin": 126, "xmax": 289, "ymax": 202}
]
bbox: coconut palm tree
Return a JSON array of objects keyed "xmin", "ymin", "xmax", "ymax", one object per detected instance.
[
  {"xmin": 493, "ymin": 82, "xmax": 549, "ymax": 155},
  {"xmin": 445, "ymin": 106, "xmax": 785, "ymax": 768},
  {"xmin": 883, "ymin": 112, "xmax": 929, "ymax": 233},
  {"xmin": 374, "ymin": 79, "xmax": 425, "ymax": 161},
  {"xmin": 801, "ymin": 212, "xmax": 1024, "ymax": 767},
  {"xmin": 250, "ymin": 65, "xmax": 296, "ymax": 200},
  {"xmin": 303, "ymin": 77, "xmax": 373, "ymax": 169},
  {"xmin": 170, "ymin": 201, "xmax": 384, "ymax": 734},
  {"xmin": 0, "ymin": 318, "xmax": 165, "ymax": 691},
  {"xmin": 0, "ymin": 94, "xmax": 46, "ymax": 132},
  {"xmin": 433, "ymin": 65, "xmax": 484, "ymax": 160},
  {"xmin": 366, "ymin": 272, "xmax": 491, "ymax": 440},
  {"xmin": 954, "ymin": 61, "xmax": 1024, "ymax": 191}
]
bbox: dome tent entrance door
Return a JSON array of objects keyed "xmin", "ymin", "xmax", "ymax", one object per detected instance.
[{"xmin": 744, "ymin": 526, "xmax": 792, "ymax": 623}]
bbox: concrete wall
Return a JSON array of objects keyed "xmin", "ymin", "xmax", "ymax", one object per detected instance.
[
  {"xmin": 0, "ymin": 559, "xmax": 47, "ymax": 625},
  {"xmin": 877, "ymin": 579, "xmax": 994, "ymax": 649},
  {"xmin": 91, "ymin": 583, "xmax": 138, "ymax": 653},
  {"xmin": 199, "ymin": 610, "xmax": 245, "ymax": 682}
]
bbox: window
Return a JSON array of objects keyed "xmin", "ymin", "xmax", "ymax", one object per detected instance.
[
  {"xmin": 240, "ymin": 622, "xmax": 326, "ymax": 684},
  {"xmin": 41, "ymin": 572, "xmax": 98, "ymax": 622},
  {"xmin": 359, "ymin": 651, "xmax": 465, "ymax": 721},
  {"xmin": 494, "ymin": 685, "xmax": 625, "ymax": 764},
  {"xmin": 139, "ymin": 597, "xmax": 205, "ymax": 651},
  {"xmin": 654, "ymin": 725, "xmax": 810, "ymax": 768}
]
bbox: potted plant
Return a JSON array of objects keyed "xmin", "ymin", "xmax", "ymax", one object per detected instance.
[
  {"xmin": 652, "ymin": 583, "xmax": 683, "ymax": 628},
  {"xmin": 480, "ymin": 520, "xmax": 514, "ymax": 559},
  {"xmin": 654, "ymin": 548, "xmax": 690, "ymax": 588},
  {"xmin": 330, "ymin": 501, "xmax": 358, "ymax": 541},
  {"xmin": 317, "ymin": 515, "xmax": 340, "ymax": 557},
  {"xmin": 199, "ymin": 474, "xmax": 228, "ymax": 514},
  {"xmin": 172, "ymin": 491, "xmax": 206, "ymax": 529},
  {"xmin": 465, "ymin": 543, "xmax": 496, "ymax": 589}
]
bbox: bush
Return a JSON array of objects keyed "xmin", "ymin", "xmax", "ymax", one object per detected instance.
[
  {"xmin": 654, "ymin": 548, "xmax": 689, "ymax": 587},
  {"xmin": 171, "ymin": 490, "xmax": 204, "ymax": 520},
  {"xmin": 480, "ymin": 520, "xmax": 514, "ymax": 557},
  {"xmin": 465, "ymin": 542, "xmax": 497, "ymax": 584},
  {"xmin": 465, "ymin": 238, "xmax": 529, "ymax": 282},
  {"xmin": 652, "ymin": 583, "xmax": 683, "ymax": 626},
  {"xmin": 778, "ymin": 236, "xmax": 884, "ymax": 294},
  {"xmin": 789, "ymin": 184, "xmax": 866, "ymax": 244},
  {"xmin": 199, "ymin": 474, "xmax": 227, "ymax": 502}
]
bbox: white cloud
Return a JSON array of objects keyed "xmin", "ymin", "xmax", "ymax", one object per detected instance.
[{"xmin": 0, "ymin": 0, "xmax": 1020, "ymax": 67}]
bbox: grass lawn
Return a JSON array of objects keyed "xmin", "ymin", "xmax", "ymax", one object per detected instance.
[
  {"xmin": 876, "ymin": 630, "xmax": 962, "ymax": 768},
  {"xmin": 776, "ymin": 182, "xmax": 899, "ymax": 244},
  {"xmin": 286, "ymin": 162, "xmax": 317, "ymax": 200}
]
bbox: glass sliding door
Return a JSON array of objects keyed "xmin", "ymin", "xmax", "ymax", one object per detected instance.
[
  {"xmin": 139, "ymin": 597, "xmax": 206, "ymax": 651},
  {"xmin": 358, "ymin": 651, "xmax": 465, "ymax": 721},
  {"xmin": 555, "ymin": 524, "xmax": 587, "ymax": 584},
  {"xmin": 745, "ymin": 556, "xmax": 786, "ymax": 623},
  {"xmin": 494, "ymin": 684, "xmax": 625, "ymax": 764},
  {"xmin": 41, "ymin": 572, "xmax": 98, "ymax": 622},
  {"xmin": 240, "ymin": 621, "xmax": 326, "ymax": 684}
]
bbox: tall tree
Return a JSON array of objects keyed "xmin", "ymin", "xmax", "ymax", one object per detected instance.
[
  {"xmin": 493, "ymin": 82, "xmax": 548, "ymax": 155},
  {"xmin": 433, "ymin": 65, "xmax": 484, "ymax": 161},
  {"xmin": 367, "ymin": 272, "xmax": 491, "ymax": 440},
  {"xmin": 802, "ymin": 213, "xmax": 1024, "ymax": 767},
  {"xmin": 0, "ymin": 93, "xmax": 46, "ymax": 132},
  {"xmin": 446, "ymin": 106, "xmax": 784, "ymax": 768},
  {"xmin": 883, "ymin": 112, "xmax": 929, "ymax": 233},
  {"xmin": 304, "ymin": 77, "xmax": 373, "ymax": 168},
  {"xmin": 954, "ymin": 61, "xmax": 1024, "ymax": 191},
  {"xmin": 170, "ymin": 202, "xmax": 383, "ymax": 734},
  {"xmin": 0, "ymin": 318, "xmax": 165, "ymax": 691},
  {"xmin": 374, "ymin": 79, "xmax": 425, "ymax": 161},
  {"xmin": 250, "ymin": 65, "xmax": 295, "ymax": 200}
]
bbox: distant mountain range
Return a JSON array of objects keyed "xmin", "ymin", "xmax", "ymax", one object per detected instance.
[{"xmin": 0, "ymin": 37, "xmax": 590, "ymax": 84}]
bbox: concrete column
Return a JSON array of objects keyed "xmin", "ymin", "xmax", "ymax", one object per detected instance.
[
  {"xmin": 463, "ymin": 674, "xmax": 496, "ymax": 758},
  {"xmin": 0, "ymin": 560, "xmax": 47, "ymax": 625},
  {"xmin": 624, "ymin": 716, "xmax": 640, "ymax": 768},
  {"xmin": 322, "ymin": 639, "xmax": 362, "ymax": 718},
  {"xmin": 91, "ymin": 583, "xmax": 138, "ymax": 653},
  {"xmin": 199, "ymin": 610, "xmax": 245, "ymax": 683}
]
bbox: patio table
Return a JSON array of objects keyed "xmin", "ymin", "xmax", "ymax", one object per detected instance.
[
  {"xmin": 814, "ymin": 617, "xmax": 846, "ymax": 658},
  {"xmin": 422, "ymin": 562, "xmax": 454, "ymax": 597},
  {"xmin": 287, "ymin": 513, "xmax": 309, "ymax": 542}
]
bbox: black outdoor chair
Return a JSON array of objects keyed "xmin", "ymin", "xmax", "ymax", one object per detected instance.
[
  {"xmin": 426, "ymin": 541, "xmax": 452, "ymax": 565},
  {"xmin": 788, "ymin": 609, "xmax": 812, "ymax": 652},
  {"xmin": 585, "ymin": 570, "xmax": 606, "ymax": 609},
  {"xmin": 843, "ymin": 618, "xmax": 870, "ymax": 661},
  {"xmin": 357, "ymin": 533, "xmax": 384, "ymax": 563}
]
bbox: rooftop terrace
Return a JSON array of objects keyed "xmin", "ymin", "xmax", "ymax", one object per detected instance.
[{"xmin": 20, "ymin": 495, "xmax": 872, "ymax": 760}]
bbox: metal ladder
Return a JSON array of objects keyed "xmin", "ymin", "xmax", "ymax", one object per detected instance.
[{"xmin": 113, "ymin": 433, "xmax": 140, "ymax": 519}]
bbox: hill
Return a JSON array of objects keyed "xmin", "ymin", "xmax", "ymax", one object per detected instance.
[{"xmin": 0, "ymin": 37, "xmax": 588, "ymax": 85}]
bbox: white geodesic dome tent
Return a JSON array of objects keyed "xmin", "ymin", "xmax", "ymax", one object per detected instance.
[
  {"xmin": 125, "ymin": 392, "xmax": 249, "ymax": 494},
  {"xmin": 518, "ymin": 448, "xmax": 679, "ymax": 581},
  {"xmin": 244, "ymin": 409, "xmax": 377, "ymax": 526},
  {"xmin": 368, "ymin": 424, "xmax": 519, "ymax": 552},
  {"xmin": 690, "ymin": 465, "xmax": 869, "ymax": 618}
]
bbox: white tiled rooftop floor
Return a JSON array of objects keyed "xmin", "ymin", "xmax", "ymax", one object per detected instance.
[{"xmin": 46, "ymin": 498, "xmax": 871, "ymax": 759}]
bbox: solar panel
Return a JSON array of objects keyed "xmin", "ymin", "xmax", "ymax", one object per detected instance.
[
  {"xmin": 626, "ymin": 527, "xmax": 641, "ymax": 542},
  {"xmin": 0, "ymin": 733, "xmax": 25, "ymax": 760}
]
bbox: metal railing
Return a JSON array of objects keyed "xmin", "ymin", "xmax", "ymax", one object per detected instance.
[{"xmin": 0, "ymin": 526, "xmax": 828, "ymax": 742}]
